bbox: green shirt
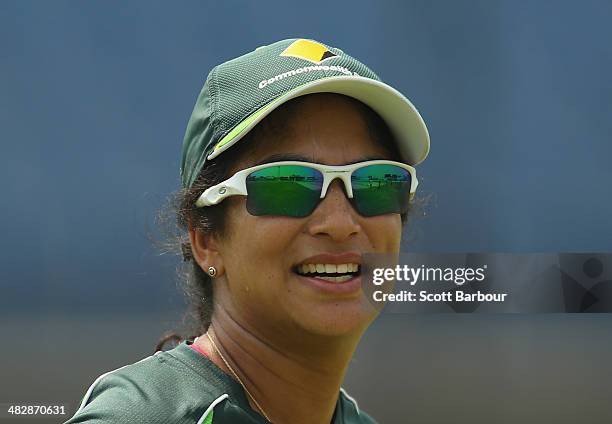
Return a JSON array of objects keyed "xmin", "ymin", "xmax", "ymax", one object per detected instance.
[{"xmin": 64, "ymin": 340, "xmax": 377, "ymax": 423}]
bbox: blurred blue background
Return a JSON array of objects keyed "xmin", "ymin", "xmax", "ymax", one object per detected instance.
[{"xmin": 1, "ymin": 1, "xmax": 611, "ymax": 423}]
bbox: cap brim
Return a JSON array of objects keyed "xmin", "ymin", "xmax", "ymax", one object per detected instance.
[{"xmin": 206, "ymin": 76, "xmax": 430, "ymax": 165}]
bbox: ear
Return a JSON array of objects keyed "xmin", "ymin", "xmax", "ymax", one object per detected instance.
[{"xmin": 188, "ymin": 226, "xmax": 225, "ymax": 278}]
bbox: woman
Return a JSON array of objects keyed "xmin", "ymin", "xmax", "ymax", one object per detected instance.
[{"xmin": 65, "ymin": 38, "xmax": 429, "ymax": 424}]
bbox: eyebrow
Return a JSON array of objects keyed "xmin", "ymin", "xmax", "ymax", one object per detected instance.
[{"xmin": 253, "ymin": 154, "xmax": 389, "ymax": 166}]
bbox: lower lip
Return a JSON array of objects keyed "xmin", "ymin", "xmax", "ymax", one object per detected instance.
[{"xmin": 294, "ymin": 273, "xmax": 362, "ymax": 295}]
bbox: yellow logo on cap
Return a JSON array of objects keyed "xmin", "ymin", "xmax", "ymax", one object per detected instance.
[{"xmin": 280, "ymin": 39, "xmax": 337, "ymax": 64}]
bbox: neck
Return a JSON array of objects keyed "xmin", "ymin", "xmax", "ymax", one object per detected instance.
[{"xmin": 198, "ymin": 306, "xmax": 365, "ymax": 424}]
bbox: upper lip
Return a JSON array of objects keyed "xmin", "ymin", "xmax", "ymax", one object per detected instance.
[{"xmin": 295, "ymin": 252, "xmax": 362, "ymax": 267}]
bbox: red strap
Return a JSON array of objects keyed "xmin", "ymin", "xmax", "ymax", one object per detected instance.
[{"xmin": 190, "ymin": 342, "xmax": 210, "ymax": 359}]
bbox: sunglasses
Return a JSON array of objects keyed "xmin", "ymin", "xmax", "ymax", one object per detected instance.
[{"xmin": 195, "ymin": 160, "xmax": 418, "ymax": 217}]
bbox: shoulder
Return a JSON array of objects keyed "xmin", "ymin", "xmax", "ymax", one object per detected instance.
[
  {"xmin": 339, "ymin": 388, "xmax": 379, "ymax": 424},
  {"xmin": 64, "ymin": 345, "xmax": 233, "ymax": 424}
]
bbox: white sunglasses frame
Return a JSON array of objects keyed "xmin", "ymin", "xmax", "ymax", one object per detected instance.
[{"xmin": 195, "ymin": 159, "xmax": 418, "ymax": 209}]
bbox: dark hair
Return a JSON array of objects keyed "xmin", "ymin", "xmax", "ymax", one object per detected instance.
[{"xmin": 154, "ymin": 93, "xmax": 427, "ymax": 352}]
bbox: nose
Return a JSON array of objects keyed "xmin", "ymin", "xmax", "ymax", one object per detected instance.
[{"xmin": 306, "ymin": 179, "xmax": 362, "ymax": 242}]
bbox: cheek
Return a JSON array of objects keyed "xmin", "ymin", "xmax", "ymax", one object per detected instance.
[
  {"xmin": 223, "ymin": 200, "xmax": 301, "ymax": 276},
  {"xmin": 363, "ymin": 214, "xmax": 403, "ymax": 252}
]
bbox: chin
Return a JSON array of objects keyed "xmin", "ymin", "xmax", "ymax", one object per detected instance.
[{"xmin": 287, "ymin": 297, "xmax": 379, "ymax": 337}]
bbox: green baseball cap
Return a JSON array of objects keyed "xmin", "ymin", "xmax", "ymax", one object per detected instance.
[{"xmin": 180, "ymin": 38, "xmax": 430, "ymax": 189}]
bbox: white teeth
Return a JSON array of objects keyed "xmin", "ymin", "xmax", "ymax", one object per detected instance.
[
  {"xmin": 317, "ymin": 275, "xmax": 353, "ymax": 283},
  {"xmin": 295, "ymin": 263, "xmax": 360, "ymax": 282},
  {"xmin": 325, "ymin": 264, "xmax": 336, "ymax": 273}
]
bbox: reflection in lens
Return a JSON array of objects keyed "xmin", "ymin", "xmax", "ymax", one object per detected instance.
[
  {"xmin": 351, "ymin": 164, "xmax": 412, "ymax": 216},
  {"xmin": 246, "ymin": 165, "xmax": 323, "ymax": 217}
]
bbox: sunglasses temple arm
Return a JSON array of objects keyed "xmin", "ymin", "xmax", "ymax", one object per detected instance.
[
  {"xmin": 408, "ymin": 176, "xmax": 419, "ymax": 201},
  {"xmin": 196, "ymin": 175, "xmax": 247, "ymax": 207}
]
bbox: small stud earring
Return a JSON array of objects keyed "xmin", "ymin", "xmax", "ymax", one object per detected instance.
[{"xmin": 207, "ymin": 266, "xmax": 217, "ymax": 277}]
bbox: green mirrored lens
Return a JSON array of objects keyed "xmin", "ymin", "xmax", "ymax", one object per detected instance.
[
  {"xmin": 246, "ymin": 165, "xmax": 323, "ymax": 217},
  {"xmin": 351, "ymin": 164, "xmax": 412, "ymax": 216}
]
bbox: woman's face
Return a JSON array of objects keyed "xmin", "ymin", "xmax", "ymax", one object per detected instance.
[{"xmin": 210, "ymin": 94, "xmax": 402, "ymax": 338}]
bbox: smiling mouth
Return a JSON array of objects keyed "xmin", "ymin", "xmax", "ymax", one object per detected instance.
[{"xmin": 293, "ymin": 263, "xmax": 361, "ymax": 283}]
